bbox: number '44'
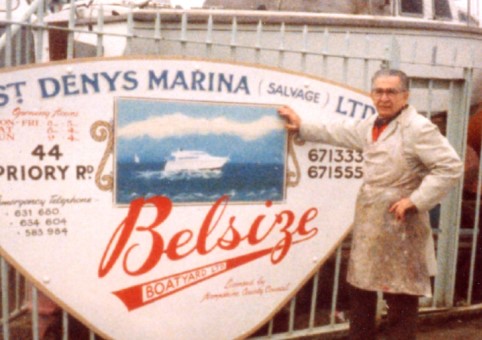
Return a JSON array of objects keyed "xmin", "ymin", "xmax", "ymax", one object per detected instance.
[{"xmin": 31, "ymin": 145, "xmax": 63, "ymax": 161}]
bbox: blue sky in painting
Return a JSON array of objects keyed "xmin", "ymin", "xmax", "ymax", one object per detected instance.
[{"xmin": 115, "ymin": 98, "xmax": 286, "ymax": 164}]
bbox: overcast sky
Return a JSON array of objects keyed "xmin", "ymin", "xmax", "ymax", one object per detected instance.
[
  {"xmin": 115, "ymin": 99, "xmax": 285, "ymax": 163},
  {"xmin": 455, "ymin": 0, "xmax": 482, "ymax": 20}
]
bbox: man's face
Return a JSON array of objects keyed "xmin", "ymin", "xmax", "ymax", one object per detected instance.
[{"xmin": 370, "ymin": 75, "xmax": 409, "ymax": 118}]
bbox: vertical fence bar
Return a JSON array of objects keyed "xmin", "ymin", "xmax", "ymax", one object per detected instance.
[
  {"xmin": 393, "ymin": 0, "xmax": 400, "ymax": 17},
  {"xmin": 1, "ymin": 258, "xmax": 10, "ymax": 340},
  {"xmin": 363, "ymin": 34, "xmax": 371, "ymax": 91},
  {"xmin": 67, "ymin": 0, "xmax": 76, "ymax": 60},
  {"xmin": 15, "ymin": 24, "xmax": 22, "ymax": 66},
  {"xmin": 277, "ymin": 22, "xmax": 285, "ymax": 68},
  {"xmin": 308, "ymin": 271, "xmax": 319, "ymax": 329},
  {"xmin": 35, "ymin": 0, "xmax": 45, "ymax": 63},
  {"xmin": 321, "ymin": 28, "xmax": 328, "ymax": 76},
  {"xmin": 31, "ymin": 286, "xmax": 39, "ymax": 340},
  {"xmin": 452, "ymin": 47, "xmax": 458, "ymax": 67},
  {"xmin": 4, "ymin": 0, "xmax": 12, "ymax": 67},
  {"xmin": 124, "ymin": 5, "xmax": 134, "ymax": 55},
  {"xmin": 180, "ymin": 11, "xmax": 187, "ymax": 55},
  {"xmin": 205, "ymin": 14, "xmax": 213, "ymax": 58},
  {"xmin": 426, "ymin": 79, "xmax": 434, "ymax": 119},
  {"xmin": 300, "ymin": 25, "xmax": 308, "ymax": 72},
  {"xmin": 254, "ymin": 20, "xmax": 262, "ymax": 64},
  {"xmin": 329, "ymin": 247, "xmax": 342, "ymax": 326},
  {"xmin": 96, "ymin": 5, "xmax": 105, "ymax": 57},
  {"xmin": 342, "ymin": 31, "xmax": 350, "ymax": 83},
  {"xmin": 467, "ymin": 0, "xmax": 472, "ymax": 27},
  {"xmin": 154, "ymin": 12, "xmax": 162, "ymax": 54},
  {"xmin": 25, "ymin": 17, "xmax": 33, "ymax": 64},
  {"xmin": 427, "ymin": 45, "xmax": 438, "ymax": 119},
  {"xmin": 434, "ymin": 70, "xmax": 471, "ymax": 307},
  {"xmin": 23, "ymin": 278, "xmax": 28, "ymax": 310},
  {"xmin": 411, "ymin": 40, "xmax": 418, "ymax": 64},
  {"xmin": 266, "ymin": 318, "xmax": 274, "ymax": 336},
  {"xmin": 387, "ymin": 35, "xmax": 400, "ymax": 69},
  {"xmin": 431, "ymin": 45, "xmax": 438, "ymax": 66},
  {"xmin": 61, "ymin": 310, "xmax": 69, "ymax": 340},
  {"xmin": 230, "ymin": 16, "xmax": 237, "ymax": 60},
  {"xmin": 15, "ymin": 268, "xmax": 21, "ymax": 312},
  {"xmin": 288, "ymin": 296, "xmax": 296, "ymax": 333}
]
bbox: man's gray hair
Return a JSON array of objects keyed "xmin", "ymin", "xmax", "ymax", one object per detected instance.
[{"xmin": 371, "ymin": 69, "xmax": 409, "ymax": 91}]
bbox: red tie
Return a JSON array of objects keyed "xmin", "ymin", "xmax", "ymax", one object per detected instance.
[{"xmin": 372, "ymin": 119, "xmax": 389, "ymax": 142}]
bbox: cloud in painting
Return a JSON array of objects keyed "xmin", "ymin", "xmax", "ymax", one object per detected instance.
[{"xmin": 118, "ymin": 112, "xmax": 283, "ymax": 141}]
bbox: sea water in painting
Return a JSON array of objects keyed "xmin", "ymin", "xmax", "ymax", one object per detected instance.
[{"xmin": 115, "ymin": 98, "xmax": 287, "ymax": 205}]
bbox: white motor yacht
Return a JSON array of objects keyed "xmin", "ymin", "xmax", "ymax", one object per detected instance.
[{"xmin": 164, "ymin": 150, "xmax": 229, "ymax": 172}]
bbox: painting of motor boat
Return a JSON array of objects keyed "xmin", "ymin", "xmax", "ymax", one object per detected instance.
[
  {"xmin": 114, "ymin": 98, "xmax": 286, "ymax": 205},
  {"xmin": 164, "ymin": 149, "xmax": 229, "ymax": 172}
]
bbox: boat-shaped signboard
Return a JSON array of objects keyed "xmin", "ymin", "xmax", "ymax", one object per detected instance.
[{"xmin": 0, "ymin": 57, "xmax": 373, "ymax": 339}]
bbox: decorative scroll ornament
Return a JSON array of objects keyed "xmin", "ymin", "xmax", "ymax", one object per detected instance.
[
  {"xmin": 90, "ymin": 120, "xmax": 113, "ymax": 191},
  {"xmin": 287, "ymin": 132, "xmax": 305, "ymax": 187}
]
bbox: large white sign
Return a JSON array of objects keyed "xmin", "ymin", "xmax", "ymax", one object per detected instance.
[{"xmin": 0, "ymin": 58, "xmax": 374, "ymax": 339}]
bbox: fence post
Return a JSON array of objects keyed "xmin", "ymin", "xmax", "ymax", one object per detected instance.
[{"xmin": 433, "ymin": 69, "xmax": 472, "ymax": 307}]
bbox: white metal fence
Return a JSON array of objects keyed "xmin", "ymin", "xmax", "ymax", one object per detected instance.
[{"xmin": 1, "ymin": 1, "xmax": 482, "ymax": 339}]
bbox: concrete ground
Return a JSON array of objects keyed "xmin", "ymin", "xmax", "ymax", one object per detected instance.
[
  {"xmin": 5, "ymin": 305, "xmax": 482, "ymax": 339},
  {"xmin": 307, "ymin": 307, "xmax": 482, "ymax": 340},
  {"xmin": 417, "ymin": 313, "xmax": 482, "ymax": 340}
]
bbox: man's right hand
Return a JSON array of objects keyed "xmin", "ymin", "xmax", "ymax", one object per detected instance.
[{"xmin": 278, "ymin": 106, "xmax": 301, "ymax": 132}]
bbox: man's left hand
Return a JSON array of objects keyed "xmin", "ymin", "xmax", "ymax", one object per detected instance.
[{"xmin": 389, "ymin": 198, "xmax": 417, "ymax": 221}]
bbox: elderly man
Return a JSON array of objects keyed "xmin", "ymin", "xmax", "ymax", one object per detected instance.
[{"xmin": 278, "ymin": 69, "xmax": 463, "ymax": 339}]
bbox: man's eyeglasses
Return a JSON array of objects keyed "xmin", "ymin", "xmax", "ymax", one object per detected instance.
[{"xmin": 371, "ymin": 88, "xmax": 406, "ymax": 98}]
